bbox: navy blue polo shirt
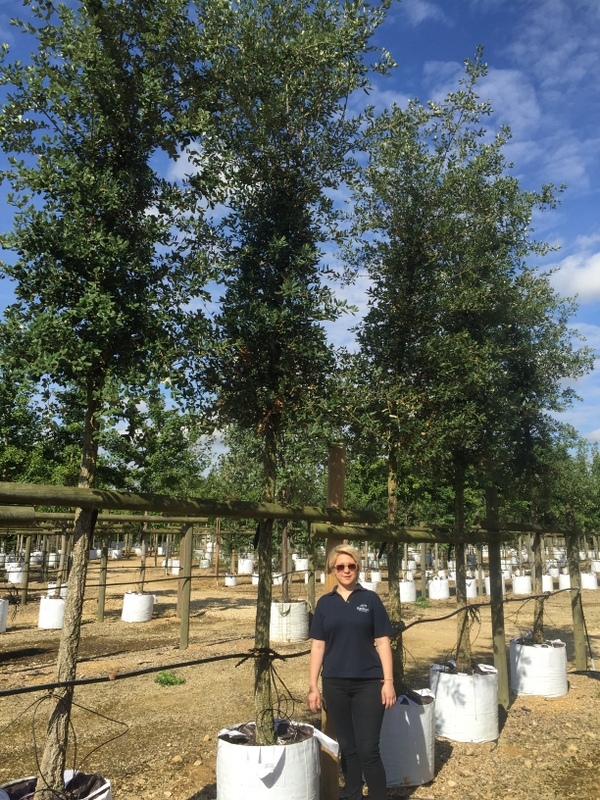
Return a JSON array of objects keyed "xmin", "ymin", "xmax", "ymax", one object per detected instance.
[{"xmin": 309, "ymin": 584, "xmax": 394, "ymax": 679}]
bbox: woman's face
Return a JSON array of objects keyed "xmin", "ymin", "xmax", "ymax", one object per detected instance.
[{"xmin": 333, "ymin": 553, "xmax": 359, "ymax": 590}]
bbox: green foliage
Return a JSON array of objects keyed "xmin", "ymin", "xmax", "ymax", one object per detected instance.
[
  {"xmin": 349, "ymin": 48, "xmax": 593, "ymax": 514},
  {"xmin": 197, "ymin": 0, "xmax": 393, "ymax": 449},
  {"xmin": 414, "ymin": 595, "xmax": 431, "ymax": 609},
  {"xmin": 154, "ymin": 670, "xmax": 186, "ymax": 687},
  {"xmin": 0, "ymin": 0, "xmax": 211, "ymax": 423}
]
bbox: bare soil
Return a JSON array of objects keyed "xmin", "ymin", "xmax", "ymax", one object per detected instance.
[{"xmin": 1, "ymin": 560, "xmax": 599, "ymax": 800}]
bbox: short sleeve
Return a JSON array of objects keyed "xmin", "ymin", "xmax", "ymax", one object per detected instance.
[{"xmin": 309, "ymin": 600, "xmax": 326, "ymax": 640}]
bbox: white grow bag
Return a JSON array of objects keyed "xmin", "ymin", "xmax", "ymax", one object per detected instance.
[
  {"xmin": 38, "ymin": 597, "xmax": 65, "ymax": 630},
  {"xmin": 1, "ymin": 770, "xmax": 111, "ymax": 800},
  {"xmin": 542, "ymin": 574, "xmax": 554, "ymax": 592},
  {"xmin": 269, "ymin": 601, "xmax": 309, "ymax": 643},
  {"xmin": 47, "ymin": 582, "xmax": 68, "ymax": 599},
  {"xmin": 5, "ymin": 564, "xmax": 25, "ymax": 585},
  {"xmin": 121, "ymin": 592, "xmax": 155, "ymax": 623},
  {"xmin": 399, "ymin": 580, "xmax": 417, "ymax": 603},
  {"xmin": 216, "ymin": 722, "xmax": 334, "ymax": 800},
  {"xmin": 558, "ymin": 573, "xmax": 571, "ymax": 590},
  {"xmin": 430, "ymin": 664, "xmax": 499, "ymax": 743},
  {"xmin": 428, "ymin": 577, "xmax": 450, "ymax": 600},
  {"xmin": 509, "ymin": 637, "xmax": 568, "ymax": 697},
  {"xmin": 238, "ymin": 557, "xmax": 254, "ymax": 575},
  {"xmin": 380, "ymin": 688, "xmax": 435, "ymax": 786},
  {"xmin": 581, "ymin": 572, "xmax": 598, "ymax": 590},
  {"xmin": 512, "ymin": 575, "xmax": 532, "ymax": 595}
]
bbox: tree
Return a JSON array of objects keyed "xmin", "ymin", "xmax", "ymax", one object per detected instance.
[
  {"xmin": 0, "ymin": 0, "xmax": 212, "ymax": 792},
  {"xmin": 350, "ymin": 50, "xmax": 592, "ymax": 671},
  {"xmin": 100, "ymin": 387, "xmax": 213, "ymax": 496},
  {"xmin": 193, "ymin": 0, "xmax": 393, "ymax": 742}
]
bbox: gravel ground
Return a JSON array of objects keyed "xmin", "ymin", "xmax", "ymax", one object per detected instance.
[{"xmin": 1, "ymin": 562, "xmax": 599, "ymax": 800}]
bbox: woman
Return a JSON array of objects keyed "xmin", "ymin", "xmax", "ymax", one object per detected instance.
[{"xmin": 308, "ymin": 544, "xmax": 395, "ymax": 800}]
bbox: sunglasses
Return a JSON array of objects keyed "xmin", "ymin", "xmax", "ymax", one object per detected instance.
[{"xmin": 334, "ymin": 563, "xmax": 358, "ymax": 573}]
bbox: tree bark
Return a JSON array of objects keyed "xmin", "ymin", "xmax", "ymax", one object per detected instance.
[
  {"xmin": 254, "ymin": 422, "xmax": 276, "ymax": 745},
  {"xmin": 532, "ymin": 531, "xmax": 545, "ymax": 643},
  {"xmin": 386, "ymin": 454, "xmax": 404, "ymax": 688},
  {"xmin": 38, "ymin": 385, "xmax": 100, "ymax": 798},
  {"xmin": 454, "ymin": 464, "xmax": 471, "ymax": 672}
]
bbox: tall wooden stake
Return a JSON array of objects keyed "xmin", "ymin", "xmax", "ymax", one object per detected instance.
[
  {"xmin": 180, "ymin": 524, "xmax": 193, "ymax": 650},
  {"xmin": 566, "ymin": 522, "xmax": 587, "ymax": 671}
]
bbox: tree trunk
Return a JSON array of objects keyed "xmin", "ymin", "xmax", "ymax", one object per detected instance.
[
  {"xmin": 532, "ymin": 531, "xmax": 545, "ymax": 643},
  {"xmin": 38, "ymin": 386, "xmax": 100, "ymax": 798},
  {"xmin": 254, "ymin": 423, "xmax": 276, "ymax": 745},
  {"xmin": 386, "ymin": 455, "xmax": 404, "ymax": 689},
  {"xmin": 454, "ymin": 464, "xmax": 471, "ymax": 672}
]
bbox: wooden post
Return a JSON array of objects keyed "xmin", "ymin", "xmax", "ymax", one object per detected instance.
[
  {"xmin": 58, "ymin": 530, "xmax": 68, "ymax": 584},
  {"xmin": 214, "ymin": 519, "xmax": 221, "ymax": 586},
  {"xmin": 307, "ymin": 523, "xmax": 316, "ymax": 615},
  {"xmin": 21, "ymin": 534, "xmax": 32, "ymax": 605},
  {"xmin": 566, "ymin": 525, "xmax": 587, "ymax": 670},
  {"xmin": 281, "ymin": 522, "xmax": 289, "ymax": 604},
  {"xmin": 180, "ymin": 524, "xmax": 194, "ymax": 650},
  {"xmin": 321, "ymin": 443, "xmax": 345, "ymax": 800},
  {"xmin": 97, "ymin": 540, "xmax": 108, "ymax": 623},
  {"xmin": 41, "ymin": 535, "xmax": 48, "ymax": 584},
  {"xmin": 476, "ymin": 545, "xmax": 484, "ymax": 596},
  {"xmin": 420, "ymin": 542, "xmax": 427, "ymax": 598},
  {"xmin": 486, "ymin": 487, "xmax": 509, "ymax": 710}
]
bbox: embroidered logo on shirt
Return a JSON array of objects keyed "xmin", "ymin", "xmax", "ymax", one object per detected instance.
[{"xmin": 356, "ymin": 604, "xmax": 369, "ymax": 613}]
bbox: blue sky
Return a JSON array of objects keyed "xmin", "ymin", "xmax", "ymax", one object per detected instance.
[{"xmin": 1, "ymin": 0, "xmax": 599, "ymax": 441}]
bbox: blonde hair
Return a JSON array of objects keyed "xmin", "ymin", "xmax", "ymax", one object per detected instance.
[{"xmin": 327, "ymin": 543, "xmax": 361, "ymax": 573}]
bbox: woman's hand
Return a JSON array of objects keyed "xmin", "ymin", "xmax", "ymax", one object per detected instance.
[
  {"xmin": 308, "ymin": 688, "xmax": 322, "ymax": 713},
  {"xmin": 381, "ymin": 680, "xmax": 396, "ymax": 709}
]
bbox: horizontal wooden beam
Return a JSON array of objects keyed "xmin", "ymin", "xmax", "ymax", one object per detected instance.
[
  {"xmin": 477, "ymin": 520, "xmax": 571, "ymax": 535},
  {"xmin": 0, "ymin": 506, "xmax": 35, "ymax": 524},
  {"xmin": 0, "ymin": 482, "xmax": 381, "ymax": 525},
  {"xmin": 312, "ymin": 523, "xmax": 509, "ymax": 544}
]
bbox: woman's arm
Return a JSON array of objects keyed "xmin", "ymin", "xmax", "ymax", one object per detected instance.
[
  {"xmin": 375, "ymin": 636, "xmax": 396, "ymax": 709},
  {"xmin": 308, "ymin": 639, "xmax": 326, "ymax": 712}
]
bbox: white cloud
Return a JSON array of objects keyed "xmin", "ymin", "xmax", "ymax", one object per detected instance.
[
  {"xmin": 550, "ymin": 251, "xmax": 600, "ymax": 302},
  {"xmin": 399, "ymin": 0, "xmax": 453, "ymax": 27},
  {"xmin": 479, "ymin": 69, "xmax": 541, "ymax": 138},
  {"xmin": 505, "ymin": 0, "xmax": 600, "ymax": 94},
  {"xmin": 538, "ymin": 135, "xmax": 595, "ymax": 191},
  {"xmin": 588, "ymin": 429, "xmax": 600, "ymax": 442}
]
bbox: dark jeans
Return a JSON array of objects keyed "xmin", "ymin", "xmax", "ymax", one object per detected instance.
[{"xmin": 322, "ymin": 677, "xmax": 387, "ymax": 800}]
